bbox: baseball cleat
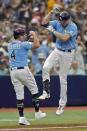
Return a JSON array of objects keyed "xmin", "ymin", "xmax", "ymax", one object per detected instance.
[
  {"xmin": 38, "ymin": 90, "xmax": 50, "ymax": 100},
  {"xmin": 35, "ymin": 110, "xmax": 46, "ymax": 120},
  {"xmin": 56, "ymin": 106, "xmax": 64, "ymax": 115},
  {"xmin": 18, "ymin": 117, "xmax": 30, "ymax": 125}
]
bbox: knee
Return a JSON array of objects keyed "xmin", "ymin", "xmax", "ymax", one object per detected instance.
[{"xmin": 16, "ymin": 92, "xmax": 24, "ymax": 100}]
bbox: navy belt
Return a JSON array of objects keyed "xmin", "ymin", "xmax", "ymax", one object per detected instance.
[
  {"xmin": 58, "ymin": 49, "xmax": 71, "ymax": 52},
  {"xmin": 11, "ymin": 67, "xmax": 24, "ymax": 70}
]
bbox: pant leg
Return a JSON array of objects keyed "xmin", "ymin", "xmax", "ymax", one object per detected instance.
[
  {"xmin": 18, "ymin": 67, "xmax": 39, "ymax": 95},
  {"xmin": 43, "ymin": 48, "xmax": 60, "ymax": 82},
  {"xmin": 10, "ymin": 70, "xmax": 24, "ymax": 100},
  {"xmin": 59, "ymin": 50, "xmax": 75, "ymax": 107}
]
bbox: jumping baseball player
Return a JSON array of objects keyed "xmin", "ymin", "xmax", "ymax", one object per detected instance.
[
  {"xmin": 8, "ymin": 29, "xmax": 46, "ymax": 125},
  {"xmin": 39, "ymin": 10, "xmax": 77, "ymax": 115}
]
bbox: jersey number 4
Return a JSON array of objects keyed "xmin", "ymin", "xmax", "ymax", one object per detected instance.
[{"xmin": 11, "ymin": 50, "xmax": 16, "ymax": 59}]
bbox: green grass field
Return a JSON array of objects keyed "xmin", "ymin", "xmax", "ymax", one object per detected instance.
[{"xmin": 0, "ymin": 109, "xmax": 87, "ymax": 131}]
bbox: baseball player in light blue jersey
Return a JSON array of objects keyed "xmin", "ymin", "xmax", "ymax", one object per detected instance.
[
  {"xmin": 8, "ymin": 29, "xmax": 46, "ymax": 125},
  {"xmin": 39, "ymin": 10, "xmax": 77, "ymax": 115}
]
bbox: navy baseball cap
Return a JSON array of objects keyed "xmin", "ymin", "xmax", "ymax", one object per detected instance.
[
  {"xmin": 14, "ymin": 29, "xmax": 25, "ymax": 36},
  {"xmin": 59, "ymin": 11, "xmax": 70, "ymax": 22},
  {"xmin": 13, "ymin": 28, "xmax": 25, "ymax": 39}
]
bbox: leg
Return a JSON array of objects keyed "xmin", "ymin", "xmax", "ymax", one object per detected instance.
[
  {"xmin": 11, "ymin": 77, "xmax": 25, "ymax": 117},
  {"xmin": 32, "ymin": 93, "xmax": 46, "ymax": 120},
  {"xmin": 56, "ymin": 74, "xmax": 67, "ymax": 115},
  {"xmin": 10, "ymin": 71, "xmax": 30, "ymax": 125},
  {"xmin": 56, "ymin": 51, "xmax": 74, "ymax": 115},
  {"xmin": 19, "ymin": 67, "xmax": 46, "ymax": 119},
  {"xmin": 39, "ymin": 49, "xmax": 60, "ymax": 99}
]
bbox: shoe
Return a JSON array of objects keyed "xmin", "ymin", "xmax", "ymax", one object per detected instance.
[
  {"xmin": 35, "ymin": 110, "xmax": 46, "ymax": 120},
  {"xmin": 56, "ymin": 106, "xmax": 64, "ymax": 115},
  {"xmin": 38, "ymin": 90, "xmax": 50, "ymax": 100},
  {"xmin": 18, "ymin": 117, "xmax": 30, "ymax": 125}
]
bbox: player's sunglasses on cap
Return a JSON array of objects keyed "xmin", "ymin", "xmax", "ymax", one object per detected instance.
[
  {"xmin": 59, "ymin": 11, "xmax": 70, "ymax": 23},
  {"xmin": 15, "ymin": 27, "xmax": 25, "ymax": 35}
]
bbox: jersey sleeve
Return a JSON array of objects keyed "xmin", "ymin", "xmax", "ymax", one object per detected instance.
[
  {"xmin": 65, "ymin": 25, "xmax": 77, "ymax": 37},
  {"xmin": 22, "ymin": 41, "xmax": 33, "ymax": 50},
  {"xmin": 49, "ymin": 20, "xmax": 57, "ymax": 29}
]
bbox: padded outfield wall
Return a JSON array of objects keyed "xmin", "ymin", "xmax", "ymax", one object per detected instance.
[{"xmin": 0, "ymin": 75, "xmax": 87, "ymax": 107}]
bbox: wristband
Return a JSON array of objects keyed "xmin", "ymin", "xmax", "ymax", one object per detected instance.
[{"xmin": 53, "ymin": 31, "xmax": 57, "ymax": 35}]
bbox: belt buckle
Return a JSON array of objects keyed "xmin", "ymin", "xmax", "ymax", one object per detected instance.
[
  {"xmin": 65, "ymin": 50, "xmax": 68, "ymax": 52},
  {"xmin": 11, "ymin": 67, "xmax": 17, "ymax": 70}
]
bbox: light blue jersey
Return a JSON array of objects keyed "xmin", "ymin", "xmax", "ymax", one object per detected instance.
[
  {"xmin": 49, "ymin": 20, "xmax": 77, "ymax": 50},
  {"xmin": 8, "ymin": 40, "xmax": 33, "ymax": 68}
]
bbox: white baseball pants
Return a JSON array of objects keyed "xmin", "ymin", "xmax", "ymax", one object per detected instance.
[
  {"xmin": 10, "ymin": 67, "xmax": 38, "ymax": 100},
  {"xmin": 43, "ymin": 48, "xmax": 75, "ymax": 107}
]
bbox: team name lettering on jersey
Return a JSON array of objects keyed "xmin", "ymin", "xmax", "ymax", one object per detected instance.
[{"xmin": 8, "ymin": 44, "xmax": 21, "ymax": 49}]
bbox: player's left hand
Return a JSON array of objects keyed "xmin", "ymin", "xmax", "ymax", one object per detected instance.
[
  {"xmin": 29, "ymin": 35, "xmax": 33, "ymax": 42},
  {"xmin": 51, "ymin": 7, "xmax": 60, "ymax": 14},
  {"xmin": 28, "ymin": 31, "xmax": 35, "ymax": 41},
  {"xmin": 46, "ymin": 26, "xmax": 55, "ymax": 33}
]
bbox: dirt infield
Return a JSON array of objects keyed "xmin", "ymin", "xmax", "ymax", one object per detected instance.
[
  {"xmin": 0, "ymin": 106, "xmax": 87, "ymax": 112},
  {"xmin": 1, "ymin": 125, "xmax": 87, "ymax": 131}
]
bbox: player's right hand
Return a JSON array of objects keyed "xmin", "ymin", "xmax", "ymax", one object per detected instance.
[{"xmin": 29, "ymin": 31, "xmax": 36, "ymax": 36}]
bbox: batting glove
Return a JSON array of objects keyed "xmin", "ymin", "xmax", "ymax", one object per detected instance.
[
  {"xmin": 51, "ymin": 7, "xmax": 60, "ymax": 14},
  {"xmin": 46, "ymin": 26, "xmax": 55, "ymax": 33}
]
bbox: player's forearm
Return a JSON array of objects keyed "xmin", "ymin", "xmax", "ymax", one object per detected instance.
[
  {"xmin": 42, "ymin": 12, "xmax": 52, "ymax": 24},
  {"xmin": 53, "ymin": 31, "xmax": 70, "ymax": 41},
  {"xmin": 32, "ymin": 35, "xmax": 40, "ymax": 49}
]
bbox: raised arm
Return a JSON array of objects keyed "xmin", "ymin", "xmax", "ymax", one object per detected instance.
[
  {"xmin": 42, "ymin": 7, "xmax": 60, "ymax": 25},
  {"xmin": 29, "ymin": 31, "xmax": 40, "ymax": 49},
  {"xmin": 42, "ymin": 12, "xmax": 52, "ymax": 25}
]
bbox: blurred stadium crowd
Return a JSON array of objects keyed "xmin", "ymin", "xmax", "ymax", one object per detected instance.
[{"xmin": 0, "ymin": 0, "xmax": 87, "ymax": 75}]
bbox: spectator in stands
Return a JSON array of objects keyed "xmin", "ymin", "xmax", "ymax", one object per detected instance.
[
  {"xmin": 0, "ymin": 51, "xmax": 4, "ymax": 59},
  {"xmin": 0, "ymin": 29, "xmax": 3, "ymax": 41},
  {"xmin": 69, "ymin": 60, "xmax": 85, "ymax": 75},
  {"xmin": 2, "ymin": 0, "xmax": 9, "ymax": 4},
  {"xmin": 18, "ymin": 0, "xmax": 32, "ymax": 24},
  {"xmin": 0, "ymin": 0, "xmax": 86, "ymax": 75},
  {"xmin": 5, "ymin": 4, "xmax": 14, "ymax": 20},
  {"xmin": 32, "ymin": 37, "xmax": 50, "ymax": 65},
  {"xmin": 0, "ymin": 0, "xmax": 6, "ymax": 20},
  {"xmin": 74, "ymin": 35, "xmax": 86, "ymax": 71},
  {"xmin": 0, "ymin": 59, "xmax": 9, "ymax": 75},
  {"xmin": 32, "ymin": 0, "xmax": 41, "ymax": 8},
  {"xmin": 31, "ymin": 7, "xmax": 42, "ymax": 24},
  {"xmin": 35, "ymin": 53, "xmax": 45, "ymax": 74},
  {"xmin": 47, "ymin": 0, "xmax": 63, "ymax": 12},
  {"xmin": 0, "ymin": 40, "xmax": 8, "ymax": 57},
  {"xmin": 5, "ymin": 20, "xmax": 14, "ymax": 36},
  {"xmin": 40, "ymin": 0, "xmax": 47, "ymax": 16}
]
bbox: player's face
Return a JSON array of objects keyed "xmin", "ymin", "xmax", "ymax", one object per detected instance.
[{"xmin": 61, "ymin": 19, "xmax": 70, "ymax": 27}]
